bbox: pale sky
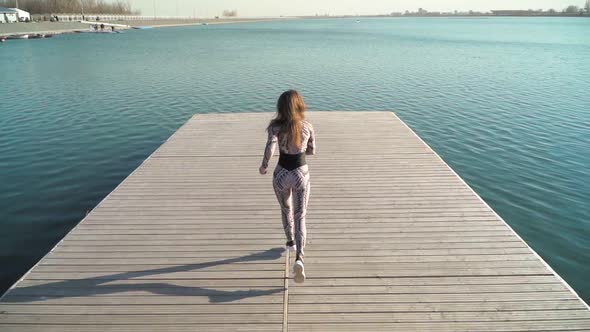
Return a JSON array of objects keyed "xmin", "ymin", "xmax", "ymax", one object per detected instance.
[{"xmin": 128, "ymin": 0, "xmax": 584, "ymax": 17}]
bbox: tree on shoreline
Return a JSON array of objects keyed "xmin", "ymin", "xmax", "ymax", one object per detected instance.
[
  {"xmin": 564, "ymin": 5, "xmax": 579, "ymax": 13},
  {"xmin": 222, "ymin": 9, "xmax": 237, "ymax": 17},
  {"xmin": 0, "ymin": 0, "xmax": 139, "ymax": 15},
  {"xmin": 585, "ymin": 0, "xmax": 590, "ymax": 13}
]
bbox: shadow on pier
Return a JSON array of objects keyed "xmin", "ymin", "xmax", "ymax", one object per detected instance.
[{"xmin": 3, "ymin": 247, "xmax": 285, "ymax": 304}]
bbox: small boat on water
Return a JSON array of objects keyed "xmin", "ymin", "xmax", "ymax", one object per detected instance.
[
  {"xmin": 7, "ymin": 34, "xmax": 29, "ymax": 40},
  {"xmin": 92, "ymin": 30, "xmax": 115, "ymax": 33},
  {"xmin": 76, "ymin": 30, "xmax": 121, "ymax": 34},
  {"xmin": 4, "ymin": 33, "xmax": 54, "ymax": 40},
  {"xmin": 0, "ymin": 37, "xmax": 6, "ymax": 43},
  {"xmin": 29, "ymin": 34, "xmax": 49, "ymax": 39}
]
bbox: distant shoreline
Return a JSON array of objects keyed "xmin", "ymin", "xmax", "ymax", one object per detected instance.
[
  {"xmin": 296, "ymin": 14, "xmax": 590, "ymax": 19},
  {"xmin": 123, "ymin": 18, "xmax": 283, "ymax": 28},
  {"xmin": 2, "ymin": 14, "xmax": 588, "ymax": 37},
  {"xmin": 0, "ymin": 18, "xmax": 283, "ymax": 37}
]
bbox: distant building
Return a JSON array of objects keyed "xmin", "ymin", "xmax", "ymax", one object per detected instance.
[
  {"xmin": 14, "ymin": 8, "xmax": 30, "ymax": 22},
  {"xmin": 0, "ymin": 7, "xmax": 18, "ymax": 23},
  {"xmin": 0, "ymin": 7, "xmax": 29, "ymax": 22}
]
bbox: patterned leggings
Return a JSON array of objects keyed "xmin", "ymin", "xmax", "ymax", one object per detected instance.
[{"xmin": 273, "ymin": 165, "xmax": 310, "ymax": 259}]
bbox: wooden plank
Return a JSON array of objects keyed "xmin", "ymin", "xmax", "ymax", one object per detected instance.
[
  {"xmin": 286, "ymin": 321, "xmax": 590, "ymax": 332},
  {"xmin": 52, "ymin": 241, "xmax": 530, "ymax": 251},
  {"xmin": 23, "ymin": 271, "xmax": 285, "ymax": 280},
  {"xmin": 5, "ymin": 311, "xmax": 590, "ymax": 324},
  {"xmin": 15, "ymin": 279, "xmax": 285, "ymax": 288},
  {"xmin": 61, "ymin": 231, "xmax": 516, "ymax": 241},
  {"xmin": 39, "ymin": 255, "xmax": 538, "ymax": 265},
  {"xmin": 44, "ymin": 248, "xmax": 534, "ymax": 258},
  {"xmin": 287, "ymin": 293, "xmax": 580, "ymax": 303},
  {"xmin": 69, "ymin": 226, "xmax": 510, "ymax": 234},
  {"xmin": 287, "ymin": 283, "xmax": 570, "ymax": 295},
  {"xmin": 6, "ymin": 286, "xmax": 284, "ymax": 298},
  {"xmin": 77, "ymin": 215, "xmax": 502, "ymax": 223},
  {"xmin": 286, "ymin": 310, "xmax": 590, "ymax": 322},
  {"xmin": 0, "ymin": 325, "xmax": 284, "ymax": 332},
  {"xmin": 2, "ymin": 300, "xmax": 585, "ymax": 315},
  {"xmin": 31, "ymin": 264, "xmax": 285, "ymax": 272},
  {"xmin": 54, "ymin": 238, "xmax": 530, "ymax": 246},
  {"xmin": 0, "ymin": 304, "xmax": 285, "ymax": 314},
  {"xmin": 1, "ymin": 295, "xmax": 284, "ymax": 306}
]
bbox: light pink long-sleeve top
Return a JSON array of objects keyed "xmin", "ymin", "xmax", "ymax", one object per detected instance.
[{"xmin": 261, "ymin": 120, "xmax": 316, "ymax": 169}]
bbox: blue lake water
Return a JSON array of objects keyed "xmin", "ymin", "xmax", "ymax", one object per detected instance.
[{"xmin": 1, "ymin": 17, "xmax": 589, "ymax": 301}]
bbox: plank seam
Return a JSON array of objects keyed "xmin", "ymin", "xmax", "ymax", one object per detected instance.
[{"xmin": 283, "ymin": 250, "xmax": 289, "ymax": 332}]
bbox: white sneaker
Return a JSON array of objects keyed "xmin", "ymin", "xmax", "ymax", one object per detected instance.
[{"xmin": 293, "ymin": 260, "xmax": 306, "ymax": 284}]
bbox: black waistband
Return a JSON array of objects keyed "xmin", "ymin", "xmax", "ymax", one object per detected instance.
[{"xmin": 278, "ymin": 153, "xmax": 306, "ymax": 171}]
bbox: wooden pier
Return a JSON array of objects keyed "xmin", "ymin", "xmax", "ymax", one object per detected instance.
[{"xmin": 1, "ymin": 111, "xmax": 589, "ymax": 331}]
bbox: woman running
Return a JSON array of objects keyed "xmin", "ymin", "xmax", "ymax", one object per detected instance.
[{"xmin": 259, "ymin": 90, "xmax": 315, "ymax": 283}]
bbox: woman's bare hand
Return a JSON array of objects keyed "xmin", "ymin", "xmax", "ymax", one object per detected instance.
[{"xmin": 259, "ymin": 166, "xmax": 267, "ymax": 175}]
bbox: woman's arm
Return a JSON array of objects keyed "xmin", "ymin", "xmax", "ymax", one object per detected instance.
[
  {"xmin": 260, "ymin": 127, "xmax": 278, "ymax": 174},
  {"xmin": 306, "ymin": 124, "xmax": 316, "ymax": 156}
]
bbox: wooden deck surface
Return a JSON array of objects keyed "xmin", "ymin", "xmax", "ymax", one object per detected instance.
[{"xmin": 1, "ymin": 111, "xmax": 589, "ymax": 331}]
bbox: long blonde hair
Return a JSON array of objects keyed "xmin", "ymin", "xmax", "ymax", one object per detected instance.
[{"xmin": 268, "ymin": 90, "xmax": 307, "ymax": 150}]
